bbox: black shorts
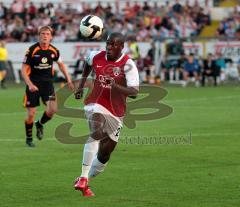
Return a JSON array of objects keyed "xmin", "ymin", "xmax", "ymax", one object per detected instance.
[
  {"xmin": 23, "ymin": 81, "xmax": 55, "ymax": 107},
  {"xmin": 0, "ymin": 61, "xmax": 8, "ymax": 71},
  {"xmin": 185, "ymin": 71, "xmax": 200, "ymax": 77}
]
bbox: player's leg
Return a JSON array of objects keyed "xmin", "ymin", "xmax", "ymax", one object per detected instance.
[
  {"xmin": 74, "ymin": 113, "xmax": 106, "ymax": 196},
  {"xmin": 212, "ymin": 71, "xmax": 217, "ymax": 86},
  {"xmin": 182, "ymin": 71, "xmax": 189, "ymax": 87},
  {"xmin": 74, "ymin": 137, "xmax": 100, "ymax": 196},
  {"xmin": 0, "ymin": 70, "xmax": 7, "ymax": 89},
  {"xmin": 24, "ymin": 85, "xmax": 40, "ymax": 147},
  {"xmin": 25, "ymin": 107, "xmax": 37, "ymax": 147},
  {"xmin": 89, "ymin": 137, "xmax": 117, "ymax": 178},
  {"xmin": 220, "ymin": 69, "xmax": 226, "ymax": 82},
  {"xmin": 175, "ymin": 68, "xmax": 181, "ymax": 81},
  {"xmin": 89, "ymin": 113, "xmax": 121, "ymax": 179},
  {"xmin": 194, "ymin": 71, "xmax": 200, "ymax": 87},
  {"xmin": 35, "ymin": 99, "xmax": 57, "ymax": 140},
  {"xmin": 35, "ymin": 82, "xmax": 56, "ymax": 140},
  {"xmin": 160, "ymin": 68, "xmax": 166, "ymax": 82},
  {"xmin": 78, "ymin": 113, "xmax": 106, "ymax": 178},
  {"xmin": 169, "ymin": 68, "xmax": 174, "ymax": 83}
]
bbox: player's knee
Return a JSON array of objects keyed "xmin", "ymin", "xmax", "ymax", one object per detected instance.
[
  {"xmin": 47, "ymin": 108, "xmax": 57, "ymax": 116},
  {"xmin": 91, "ymin": 126, "xmax": 106, "ymax": 140},
  {"xmin": 28, "ymin": 109, "xmax": 36, "ymax": 118},
  {"xmin": 91, "ymin": 130, "xmax": 104, "ymax": 140}
]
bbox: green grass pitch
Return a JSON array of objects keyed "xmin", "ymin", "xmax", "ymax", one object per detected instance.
[{"xmin": 0, "ymin": 83, "xmax": 240, "ymax": 207}]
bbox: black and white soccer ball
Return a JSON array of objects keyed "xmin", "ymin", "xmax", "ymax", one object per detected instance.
[{"xmin": 80, "ymin": 15, "xmax": 103, "ymax": 39}]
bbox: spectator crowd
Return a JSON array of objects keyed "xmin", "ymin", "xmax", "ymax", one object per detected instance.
[
  {"xmin": 216, "ymin": 6, "xmax": 240, "ymax": 38},
  {"xmin": 0, "ymin": 0, "xmax": 212, "ymax": 42},
  {"xmin": 0, "ymin": 0, "xmax": 239, "ymax": 87}
]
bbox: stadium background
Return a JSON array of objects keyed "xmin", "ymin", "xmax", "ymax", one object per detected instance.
[{"xmin": 1, "ymin": 0, "xmax": 240, "ymax": 206}]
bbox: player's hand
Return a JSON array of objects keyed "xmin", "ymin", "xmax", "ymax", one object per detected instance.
[
  {"xmin": 105, "ymin": 75, "xmax": 115, "ymax": 86},
  {"xmin": 67, "ymin": 81, "xmax": 75, "ymax": 91},
  {"xmin": 75, "ymin": 87, "xmax": 84, "ymax": 99},
  {"xmin": 28, "ymin": 84, "xmax": 39, "ymax": 92}
]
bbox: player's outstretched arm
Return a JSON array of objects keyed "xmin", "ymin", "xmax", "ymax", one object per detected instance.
[
  {"xmin": 75, "ymin": 61, "xmax": 92, "ymax": 99},
  {"xmin": 57, "ymin": 62, "xmax": 74, "ymax": 90}
]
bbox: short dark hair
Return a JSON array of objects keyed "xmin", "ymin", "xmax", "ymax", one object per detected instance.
[{"xmin": 108, "ymin": 32, "xmax": 125, "ymax": 44}]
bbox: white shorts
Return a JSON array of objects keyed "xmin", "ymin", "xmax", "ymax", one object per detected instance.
[{"xmin": 84, "ymin": 103, "xmax": 123, "ymax": 142}]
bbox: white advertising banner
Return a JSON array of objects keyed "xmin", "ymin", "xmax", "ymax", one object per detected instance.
[
  {"xmin": 205, "ymin": 41, "xmax": 240, "ymax": 62},
  {"xmin": 6, "ymin": 42, "xmax": 103, "ymax": 65},
  {"xmin": 6, "ymin": 42, "xmax": 152, "ymax": 82},
  {"xmin": 6, "ymin": 41, "xmax": 240, "ymax": 67},
  {"xmin": 6, "ymin": 42, "xmax": 151, "ymax": 64},
  {"xmin": 183, "ymin": 42, "xmax": 204, "ymax": 56}
]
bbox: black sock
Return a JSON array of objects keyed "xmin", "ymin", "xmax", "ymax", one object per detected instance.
[
  {"xmin": 25, "ymin": 121, "xmax": 33, "ymax": 140},
  {"xmin": 1, "ymin": 78, "xmax": 6, "ymax": 86},
  {"xmin": 39, "ymin": 111, "xmax": 52, "ymax": 125},
  {"xmin": 26, "ymin": 137, "xmax": 33, "ymax": 142},
  {"xmin": 1, "ymin": 78, "xmax": 5, "ymax": 87}
]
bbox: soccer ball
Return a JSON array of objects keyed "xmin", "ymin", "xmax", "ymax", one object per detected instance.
[{"xmin": 80, "ymin": 15, "xmax": 103, "ymax": 39}]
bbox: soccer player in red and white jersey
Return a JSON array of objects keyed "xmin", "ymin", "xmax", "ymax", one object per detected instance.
[{"xmin": 74, "ymin": 33, "xmax": 139, "ymax": 196}]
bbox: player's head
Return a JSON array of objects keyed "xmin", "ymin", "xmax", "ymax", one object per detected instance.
[
  {"xmin": 38, "ymin": 26, "xmax": 53, "ymax": 45},
  {"xmin": 106, "ymin": 32, "xmax": 125, "ymax": 61},
  {"xmin": 188, "ymin": 53, "xmax": 194, "ymax": 63},
  {"xmin": 207, "ymin": 53, "xmax": 213, "ymax": 59}
]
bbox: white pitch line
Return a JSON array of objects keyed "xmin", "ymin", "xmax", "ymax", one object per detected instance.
[
  {"xmin": 123, "ymin": 132, "xmax": 240, "ymax": 138},
  {"xmin": 0, "ymin": 111, "xmax": 29, "ymax": 116},
  {"xmin": 0, "ymin": 132, "xmax": 240, "ymax": 142},
  {"xmin": 0, "ymin": 108, "xmax": 80, "ymax": 116},
  {"xmin": 167, "ymin": 95, "xmax": 240, "ymax": 103},
  {"xmin": 0, "ymin": 138, "xmax": 55, "ymax": 142}
]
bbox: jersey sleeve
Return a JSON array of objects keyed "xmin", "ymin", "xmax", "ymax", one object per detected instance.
[
  {"xmin": 56, "ymin": 56, "xmax": 63, "ymax": 63},
  {"xmin": 85, "ymin": 50, "xmax": 101, "ymax": 66},
  {"xmin": 54, "ymin": 49, "xmax": 61, "ymax": 62},
  {"xmin": 22, "ymin": 48, "xmax": 31, "ymax": 65},
  {"xmin": 124, "ymin": 59, "xmax": 139, "ymax": 90}
]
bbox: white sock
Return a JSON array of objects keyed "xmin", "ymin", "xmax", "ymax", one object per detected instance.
[
  {"xmin": 160, "ymin": 72, "xmax": 165, "ymax": 81},
  {"xmin": 80, "ymin": 137, "xmax": 99, "ymax": 178},
  {"xmin": 175, "ymin": 71, "xmax": 180, "ymax": 81},
  {"xmin": 182, "ymin": 80, "xmax": 187, "ymax": 87},
  {"xmin": 89, "ymin": 157, "xmax": 107, "ymax": 179},
  {"xmin": 220, "ymin": 72, "xmax": 225, "ymax": 81},
  {"xmin": 195, "ymin": 80, "xmax": 200, "ymax": 87},
  {"xmin": 169, "ymin": 70, "xmax": 174, "ymax": 81}
]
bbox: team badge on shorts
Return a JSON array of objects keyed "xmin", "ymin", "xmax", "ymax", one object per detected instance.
[{"xmin": 113, "ymin": 67, "xmax": 121, "ymax": 76}]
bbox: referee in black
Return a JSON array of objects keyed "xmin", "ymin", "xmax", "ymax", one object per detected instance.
[{"xmin": 21, "ymin": 26, "xmax": 74, "ymax": 147}]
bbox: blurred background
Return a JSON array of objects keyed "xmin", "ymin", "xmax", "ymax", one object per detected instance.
[
  {"xmin": 1, "ymin": 1, "xmax": 240, "ymax": 206},
  {"xmin": 0, "ymin": 0, "xmax": 239, "ymax": 88}
]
